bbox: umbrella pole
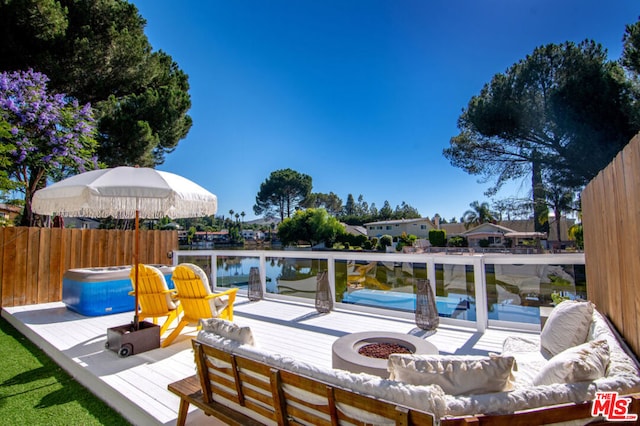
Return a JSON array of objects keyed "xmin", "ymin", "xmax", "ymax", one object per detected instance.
[{"xmin": 134, "ymin": 209, "xmax": 140, "ymax": 330}]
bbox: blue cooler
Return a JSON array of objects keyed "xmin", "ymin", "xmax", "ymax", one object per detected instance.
[{"xmin": 62, "ymin": 265, "xmax": 174, "ymax": 316}]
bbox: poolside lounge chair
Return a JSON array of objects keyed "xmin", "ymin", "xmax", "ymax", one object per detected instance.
[
  {"xmin": 162, "ymin": 263, "xmax": 238, "ymax": 347},
  {"xmin": 129, "ymin": 264, "xmax": 182, "ymax": 335}
]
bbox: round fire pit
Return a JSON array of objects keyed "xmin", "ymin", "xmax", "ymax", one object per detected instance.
[{"xmin": 332, "ymin": 331, "xmax": 438, "ymax": 378}]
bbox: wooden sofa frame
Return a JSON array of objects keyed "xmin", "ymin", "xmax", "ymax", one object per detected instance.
[
  {"xmin": 169, "ymin": 339, "xmax": 640, "ymax": 426},
  {"xmin": 169, "ymin": 340, "xmax": 436, "ymax": 426}
]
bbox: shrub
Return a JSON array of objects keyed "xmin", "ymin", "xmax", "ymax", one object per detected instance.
[
  {"xmin": 429, "ymin": 229, "xmax": 447, "ymax": 247},
  {"xmin": 378, "ymin": 234, "xmax": 393, "ymax": 251},
  {"xmin": 278, "ymin": 208, "xmax": 344, "ymax": 247},
  {"xmin": 335, "ymin": 233, "xmax": 367, "ymax": 248},
  {"xmin": 568, "ymin": 224, "xmax": 584, "ymax": 250},
  {"xmin": 362, "ymin": 240, "xmax": 373, "ymax": 250},
  {"xmin": 355, "ymin": 234, "xmax": 368, "ymax": 247},
  {"xmin": 448, "ymin": 235, "xmax": 467, "ymax": 247},
  {"xmin": 396, "ymin": 232, "xmax": 417, "ymax": 252}
]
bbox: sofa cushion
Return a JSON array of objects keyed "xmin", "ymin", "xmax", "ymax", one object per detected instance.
[
  {"xmin": 540, "ymin": 300, "xmax": 594, "ymax": 356},
  {"xmin": 533, "ymin": 339, "xmax": 609, "ymax": 386},
  {"xmin": 501, "ymin": 351, "xmax": 547, "ymax": 388},
  {"xmin": 502, "ymin": 335, "xmax": 540, "ymax": 354},
  {"xmin": 387, "ymin": 354, "xmax": 515, "ymax": 395},
  {"xmin": 199, "ymin": 318, "xmax": 255, "ymax": 346}
]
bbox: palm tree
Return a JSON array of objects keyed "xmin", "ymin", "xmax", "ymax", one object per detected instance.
[
  {"xmin": 240, "ymin": 211, "xmax": 245, "ymax": 223},
  {"xmin": 545, "ymin": 186, "xmax": 576, "ymax": 244},
  {"xmin": 462, "ymin": 201, "xmax": 495, "ymax": 229}
]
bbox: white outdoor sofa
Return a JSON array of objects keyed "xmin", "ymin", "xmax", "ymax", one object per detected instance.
[{"xmin": 169, "ymin": 301, "xmax": 640, "ymax": 425}]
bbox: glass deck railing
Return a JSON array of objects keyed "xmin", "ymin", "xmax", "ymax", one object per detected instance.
[{"xmin": 172, "ymin": 249, "xmax": 585, "ymax": 332}]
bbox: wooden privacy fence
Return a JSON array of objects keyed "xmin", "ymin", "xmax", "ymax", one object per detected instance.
[
  {"xmin": 582, "ymin": 132, "xmax": 640, "ymax": 359},
  {"xmin": 0, "ymin": 227, "xmax": 177, "ymax": 308}
]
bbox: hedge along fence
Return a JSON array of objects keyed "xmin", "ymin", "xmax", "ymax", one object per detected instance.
[
  {"xmin": 582, "ymin": 132, "xmax": 640, "ymax": 359},
  {"xmin": 0, "ymin": 227, "xmax": 178, "ymax": 308}
]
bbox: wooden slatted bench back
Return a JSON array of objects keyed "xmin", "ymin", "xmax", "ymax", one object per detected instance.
[{"xmin": 186, "ymin": 339, "xmax": 435, "ymax": 426}]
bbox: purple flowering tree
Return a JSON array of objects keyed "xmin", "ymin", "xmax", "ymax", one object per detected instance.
[{"xmin": 0, "ymin": 69, "xmax": 98, "ymax": 226}]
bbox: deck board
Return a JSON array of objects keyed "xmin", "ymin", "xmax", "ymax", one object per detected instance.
[{"xmin": 2, "ymin": 298, "xmax": 539, "ymax": 425}]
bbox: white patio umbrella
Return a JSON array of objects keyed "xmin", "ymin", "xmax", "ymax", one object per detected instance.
[{"xmin": 32, "ymin": 166, "xmax": 218, "ymax": 329}]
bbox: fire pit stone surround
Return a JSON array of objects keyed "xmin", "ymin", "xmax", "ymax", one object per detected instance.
[{"xmin": 332, "ymin": 331, "xmax": 438, "ymax": 377}]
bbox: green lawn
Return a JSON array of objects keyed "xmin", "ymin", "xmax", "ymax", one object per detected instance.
[{"xmin": 0, "ymin": 317, "xmax": 130, "ymax": 425}]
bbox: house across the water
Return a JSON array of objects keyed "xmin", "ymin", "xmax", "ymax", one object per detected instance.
[{"xmin": 363, "ymin": 217, "xmax": 576, "ymax": 250}]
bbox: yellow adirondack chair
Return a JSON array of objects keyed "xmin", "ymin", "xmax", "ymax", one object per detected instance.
[
  {"xmin": 162, "ymin": 263, "xmax": 238, "ymax": 347},
  {"xmin": 346, "ymin": 261, "xmax": 390, "ymax": 290},
  {"xmin": 129, "ymin": 264, "xmax": 182, "ymax": 335}
]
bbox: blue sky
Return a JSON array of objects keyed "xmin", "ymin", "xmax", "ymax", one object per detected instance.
[{"xmin": 131, "ymin": 0, "xmax": 639, "ymax": 222}]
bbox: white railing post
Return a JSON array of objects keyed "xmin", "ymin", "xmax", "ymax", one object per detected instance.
[
  {"xmin": 426, "ymin": 255, "xmax": 436, "ymax": 289},
  {"xmin": 474, "ymin": 255, "xmax": 488, "ymax": 333},
  {"xmin": 327, "ymin": 253, "xmax": 336, "ymax": 303},
  {"xmin": 259, "ymin": 253, "xmax": 267, "ymax": 294}
]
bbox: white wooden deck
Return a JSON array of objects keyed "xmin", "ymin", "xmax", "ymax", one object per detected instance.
[{"xmin": 2, "ymin": 297, "xmax": 539, "ymax": 426}]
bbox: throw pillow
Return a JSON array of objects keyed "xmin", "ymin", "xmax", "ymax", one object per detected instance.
[
  {"xmin": 533, "ymin": 339, "xmax": 609, "ymax": 386},
  {"xmin": 200, "ymin": 318, "xmax": 255, "ymax": 346},
  {"xmin": 387, "ymin": 354, "xmax": 515, "ymax": 395},
  {"xmin": 540, "ymin": 300, "xmax": 594, "ymax": 356}
]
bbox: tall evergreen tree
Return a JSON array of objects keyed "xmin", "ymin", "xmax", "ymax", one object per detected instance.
[
  {"xmin": 443, "ymin": 41, "xmax": 639, "ymax": 233},
  {"xmin": 302, "ymin": 192, "xmax": 343, "ymax": 216},
  {"xmin": 622, "ymin": 18, "xmax": 640, "ymax": 78},
  {"xmin": 344, "ymin": 193, "xmax": 356, "ymax": 215},
  {"xmin": 379, "ymin": 200, "xmax": 393, "ymax": 219},
  {"xmin": 0, "ymin": 0, "xmax": 192, "ymax": 168},
  {"xmin": 254, "ymin": 169, "xmax": 312, "ymax": 222}
]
